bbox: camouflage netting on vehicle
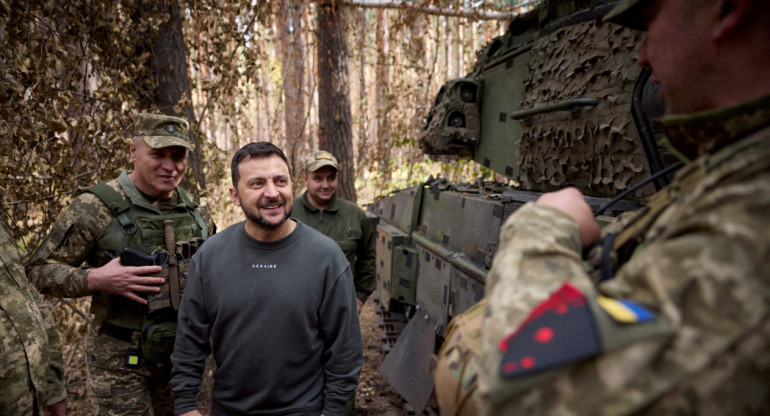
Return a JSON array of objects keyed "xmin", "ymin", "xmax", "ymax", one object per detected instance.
[{"xmin": 518, "ymin": 21, "xmax": 649, "ymax": 199}]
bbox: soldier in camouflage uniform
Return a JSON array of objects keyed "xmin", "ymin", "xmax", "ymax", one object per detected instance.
[
  {"xmin": 26, "ymin": 113, "xmax": 215, "ymax": 416},
  {"xmin": 434, "ymin": 0, "xmax": 770, "ymax": 414},
  {"xmin": 1, "ymin": 209, "xmax": 67, "ymax": 416}
]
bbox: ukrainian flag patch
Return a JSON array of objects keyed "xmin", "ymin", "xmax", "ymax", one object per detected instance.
[{"xmin": 596, "ymin": 295, "xmax": 655, "ymax": 323}]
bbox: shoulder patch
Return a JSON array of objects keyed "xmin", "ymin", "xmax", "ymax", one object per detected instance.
[
  {"xmin": 498, "ymin": 282, "xmax": 601, "ymax": 380},
  {"xmin": 596, "ymin": 295, "xmax": 655, "ymax": 323},
  {"xmin": 497, "ymin": 282, "xmax": 668, "ymax": 380}
]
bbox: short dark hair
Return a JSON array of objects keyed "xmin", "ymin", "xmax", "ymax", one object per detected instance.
[{"xmin": 231, "ymin": 142, "xmax": 290, "ymax": 187}]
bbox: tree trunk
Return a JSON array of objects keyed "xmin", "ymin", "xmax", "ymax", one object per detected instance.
[
  {"xmin": 457, "ymin": 19, "xmax": 464, "ymax": 76},
  {"xmin": 356, "ymin": 8, "xmax": 368, "ymax": 167},
  {"xmin": 407, "ymin": 13, "xmax": 428, "ymax": 185},
  {"xmin": 316, "ymin": 1, "xmax": 356, "ymax": 202},
  {"xmin": 374, "ymin": 9, "xmax": 391, "ymax": 189},
  {"xmin": 278, "ymin": 0, "xmax": 307, "ymax": 180},
  {"xmin": 304, "ymin": 4, "xmax": 318, "ymax": 154},
  {"xmin": 137, "ymin": 0, "xmax": 207, "ymax": 190}
]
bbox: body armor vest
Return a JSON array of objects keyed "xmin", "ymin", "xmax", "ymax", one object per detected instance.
[{"xmin": 81, "ymin": 173, "xmax": 208, "ymax": 330}]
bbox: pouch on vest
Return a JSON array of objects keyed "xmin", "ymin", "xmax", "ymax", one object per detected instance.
[
  {"xmin": 140, "ymin": 314, "xmax": 177, "ymax": 363},
  {"xmin": 115, "ymin": 247, "xmax": 175, "ymax": 312},
  {"xmin": 81, "ymin": 181, "xmax": 208, "ymax": 327},
  {"xmin": 144, "ymin": 237, "xmax": 202, "ymax": 312},
  {"xmin": 433, "ymin": 298, "xmax": 486, "ymax": 416}
]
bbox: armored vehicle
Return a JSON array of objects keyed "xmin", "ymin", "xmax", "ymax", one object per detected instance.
[{"xmin": 367, "ymin": 0, "xmax": 679, "ymax": 412}]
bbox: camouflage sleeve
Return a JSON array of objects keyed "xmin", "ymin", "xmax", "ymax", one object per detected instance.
[
  {"xmin": 25, "ymin": 193, "xmax": 113, "ymax": 298},
  {"xmin": 353, "ymin": 209, "xmax": 376, "ymax": 303},
  {"xmin": 40, "ymin": 298, "xmax": 68, "ymax": 407},
  {"xmin": 478, "ymin": 173, "xmax": 770, "ymax": 414},
  {"xmin": 1, "ymin": 215, "xmax": 67, "ymax": 410},
  {"xmin": 479, "ymin": 202, "xmax": 589, "ymax": 392}
]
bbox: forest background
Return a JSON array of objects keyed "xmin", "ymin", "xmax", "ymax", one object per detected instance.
[{"xmin": 1, "ymin": 0, "xmax": 534, "ymax": 412}]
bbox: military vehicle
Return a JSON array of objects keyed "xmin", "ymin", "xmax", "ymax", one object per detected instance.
[{"xmin": 366, "ymin": 0, "xmax": 680, "ymax": 413}]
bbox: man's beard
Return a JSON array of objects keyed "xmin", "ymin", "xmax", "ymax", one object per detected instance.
[{"xmin": 240, "ymin": 197, "xmax": 292, "ymax": 230}]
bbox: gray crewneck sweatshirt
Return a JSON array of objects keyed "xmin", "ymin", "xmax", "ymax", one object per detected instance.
[{"xmin": 171, "ymin": 220, "xmax": 362, "ymax": 416}]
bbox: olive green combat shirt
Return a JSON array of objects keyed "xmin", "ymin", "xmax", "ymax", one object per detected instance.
[
  {"xmin": 478, "ymin": 94, "xmax": 770, "ymax": 415},
  {"xmin": 25, "ymin": 171, "xmax": 215, "ymax": 301},
  {"xmin": 1, "ymin": 212, "xmax": 67, "ymax": 415},
  {"xmin": 292, "ymin": 192, "xmax": 376, "ymax": 304}
]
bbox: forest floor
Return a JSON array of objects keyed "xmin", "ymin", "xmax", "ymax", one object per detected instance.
[
  {"xmin": 350, "ymin": 297, "xmax": 413, "ymax": 415},
  {"xmin": 59, "ymin": 296, "xmax": 411, "ymax": 415}
]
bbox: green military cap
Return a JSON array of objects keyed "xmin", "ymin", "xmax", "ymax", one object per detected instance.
[
  {"xmin": 603, "ymin": 0, "xmax": 652, "ymax": 31},
  {"xmin": 305, "ymin": 150, "xmax": 339, "ymax": 172},
  {"xmin": 134, "ymin": 113, "xmax": 193, "ymax": 151}
]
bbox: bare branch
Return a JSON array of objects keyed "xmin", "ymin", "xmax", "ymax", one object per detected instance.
[
  {"xmin": 53, "ymin": 298, "xmax": 94, "ymax": 324},
  {"xmin": 64, "ymin": 334, "xmax": 82, "ymax": 369},
  {"xmin": 326, "ymin": 0, "xmax": 540, "ymax": 20}
]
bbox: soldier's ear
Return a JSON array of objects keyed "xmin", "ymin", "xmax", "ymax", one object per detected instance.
[
  {"xmin": 713, "ymin": 0, "xmax": 750, "ymax": 40},
  {"xmin": 129, "ymin": 139, "xmax": 137, "ymax": 162}
]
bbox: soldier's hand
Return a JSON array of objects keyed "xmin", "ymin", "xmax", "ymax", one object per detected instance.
[
  {"xmin": 86, "ymin": 257, "xmax": 165, "ymax": 304},
  {"xmin": 43, "ymin": 400, "xmax": 66, "ymax": 416},
  {"xmin": 537, "ymin": 187, "xmax": 601, "ymax": 248},
  {"xmin": 356, "ymin": 298, "xmax": 364, "ymax": 315}
]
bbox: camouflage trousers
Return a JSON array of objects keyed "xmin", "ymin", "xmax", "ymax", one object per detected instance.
[{"xmin": 85, "ymin": 323, "xmax": 173, "ymax": 416}]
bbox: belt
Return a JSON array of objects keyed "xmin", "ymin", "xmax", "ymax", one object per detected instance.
[{"xmin": 99, "ymin": 322, "xmax": 137, "ymax": 343}]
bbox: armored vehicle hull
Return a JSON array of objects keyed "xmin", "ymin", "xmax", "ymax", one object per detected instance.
[{"xmin": 367, "ymin": 0, "xmax": 678, "ymax": 412}]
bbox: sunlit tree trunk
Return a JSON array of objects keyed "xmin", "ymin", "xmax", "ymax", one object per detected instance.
[
  {"xmin": 374, "ymin": 9, "xmax": 391, "ymax": 190},
  {"xmin": 406, "ymin": 13, "xmax": 428, "ymax": 184},
  {"xmin": 304, "ymin": 4, "xmax": 318, "ymax": 153},
  {"xmin": 444, "ymin": 15, "xmax": 450, "ymax": 80},
  {"xmin": 256, "ymin": 69, "xmax": 264, "ymax": 144},
  {"xmin": 356, "ymin": 8, "xmax": 369, "ymax": 167},
  {"xmin": 278, "ymin": 0, "xmax": 307, "ymax": 179},
  {"xmin": 260, "ymin": 70, "xmax": 271, "ymax": 143},
  {"xmin": 457, "ymin": 19, "xmax": 464, "ymax": 76},
  {"xmin": 316, "ymin": 1, "xmax": 356, "ymax": 202},
  {"xmin": 62, "ymin": 40, "xmax": 90, "ymax": 179}
]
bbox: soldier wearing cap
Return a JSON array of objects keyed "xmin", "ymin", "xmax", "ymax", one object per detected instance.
[
  {"xmin": 291, "ymin": 150, "xmax": 374, "ymax": 416},
  {"xmin": 26, "ymin": 113, "xmax": 215, "ymax": 415},
  {"xmin": 433, "ymin": 0, "xmax": 770, "ymax": 414},
  {"xmin": 292, "ymin": 150, "xmax": 376, "ymax": 315}
]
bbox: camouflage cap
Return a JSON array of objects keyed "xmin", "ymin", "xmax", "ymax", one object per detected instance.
[
  {"xmin": 305, "ymin": 150, "xmax": 339, "ymax": 172},
  {"xmin": 134, "ymin": 113, "xmax": 193, "ymax": 151},
  {"xmin": 603, "ymin": 0, "xmax": 652, "ymax": 31}
]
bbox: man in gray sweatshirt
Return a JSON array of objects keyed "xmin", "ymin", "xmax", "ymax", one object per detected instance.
[{"xmin": 171, "ymin": 142, "xmax": 363, "ymax": 416}]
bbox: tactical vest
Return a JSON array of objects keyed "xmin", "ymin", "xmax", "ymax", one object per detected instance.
[
  {"xmin": 591, "ymin": 187, "xmax": 677, "ymax": 283},
  {"xmin": 592, "ymin": 152, "xmax": 717, "ymax": 283},
  {"xmin": 80, "ymin": 174, "xmax": 209, "ymax": 331}
]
